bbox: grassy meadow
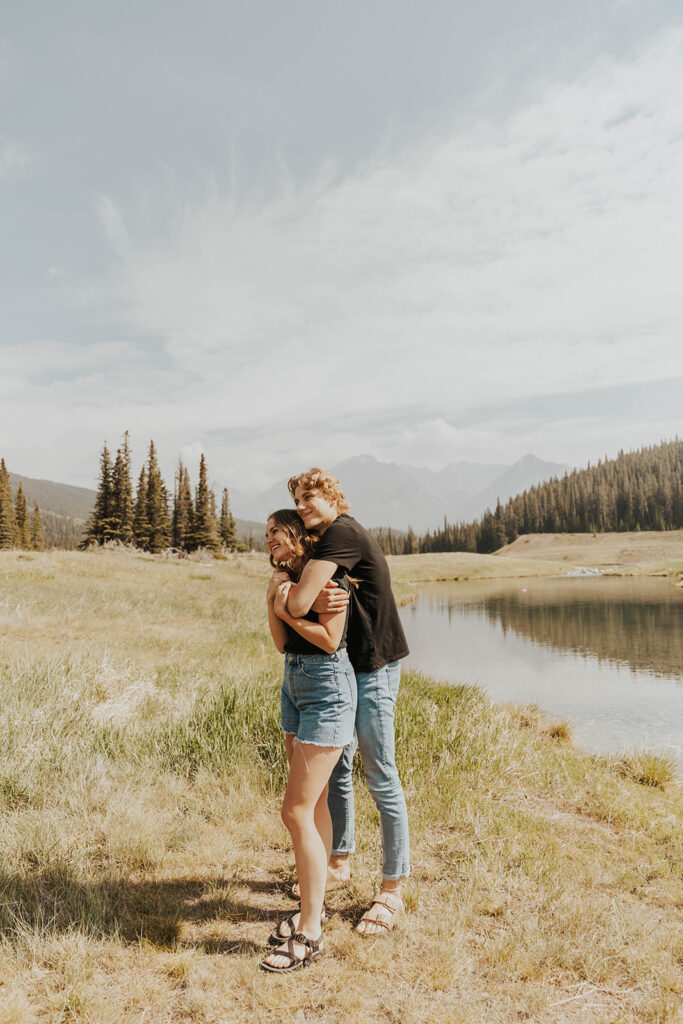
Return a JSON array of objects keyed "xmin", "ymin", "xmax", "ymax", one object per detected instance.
[
  {"xmin": 496, "ymin": 530, "xmax": 683, "ymax": 574},
  {"xmin": 0, "ymin": 547, "xmax": 681, "ymax": 1023}
]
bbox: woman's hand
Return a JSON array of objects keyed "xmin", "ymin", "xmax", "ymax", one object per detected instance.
[
  {"xmin": 274, "ymin": 580, "xmax": 292, "ymax": 617},
  {"xmin": 267, "ymin": 570, "xmax": 290, "ymax": 601}
]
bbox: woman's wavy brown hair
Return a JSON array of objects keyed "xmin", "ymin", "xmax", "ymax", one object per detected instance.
[{"xmin": 267, "ymin": 509, "xmax": 317, "ymax": 579}]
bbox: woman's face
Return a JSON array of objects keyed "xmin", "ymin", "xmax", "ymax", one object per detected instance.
[{"xmin": 265, "ymin": 517, "xmax": 294, "ymax": 563}]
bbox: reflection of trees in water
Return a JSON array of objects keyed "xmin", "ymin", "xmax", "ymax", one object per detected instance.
[{"xmin": 436, "ymin": 592, "xmax": 683, "ymax": 680}]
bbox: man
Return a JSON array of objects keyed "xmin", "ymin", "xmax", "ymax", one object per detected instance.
[{"xmin": 284, "ymin": 467, "xmax": 410, "ymax": 936}]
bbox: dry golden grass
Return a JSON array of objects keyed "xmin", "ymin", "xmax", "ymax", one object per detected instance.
[
  {"xmin": 497, "ymin": 530, "xmax": 683, "ymax": 574},
  {"xmin": 0, "ymin": 549, "xmax": 681, "ymax": 1023}
]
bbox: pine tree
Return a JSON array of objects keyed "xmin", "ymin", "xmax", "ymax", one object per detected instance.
[
  {"xmin": 192, "ymin": 454, "xmax": 220, "ymax": 553},
  {"xmin": 172, "ymin": 460, "xmax": 194, "ymax": 550},
  {"xmin": 403, "ymin": 526, "xmax": 418, "ymax": 555},
  {"xmin": 0, "ymin": 459, "xmax": 17, "ymax": 549},
  {"xmin": 30, "ymin": 505, "xmax": 45, "ymax": 551},
  {"xmin": 209, "ymin": 488, "xmax": 222, "ymax": 548},
  {"xmin": 219, "ymin": 487, "xmax": 239, "ymax": 551},
  {"xmin": 14, "ymin": 483, "xmax": 31, "ymax": 550},
  {"xmin": 146, "ymin": 441, "xmax": 171, "ymax": 553},
  {"xmin": 133, "ymin": 466, "xmax": 150, "ymax": 549},
  {"xmin": 83, "ymin": 442, "xmax": 115, "ymax": 545},
  {"xmin": 111, "ymin": 431, "xmax": 134, "ymax": 543}
]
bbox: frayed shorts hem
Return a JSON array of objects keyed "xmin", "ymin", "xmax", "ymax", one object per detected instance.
[{"xmin": 283, "ymin": 730, "xmax": 347, "ymax": 750}]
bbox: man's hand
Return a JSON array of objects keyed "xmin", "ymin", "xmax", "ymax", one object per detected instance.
[
  {"xmin": 311, "ymin": 579, "xmax": 350, "ymax": 615},
  {"xmin": 267, "ymin": 570, "xmax": 290, "ymax": 601},
  {"xmin": 274, "ymin": 580, "xmax": 292, "ymax": 617}
]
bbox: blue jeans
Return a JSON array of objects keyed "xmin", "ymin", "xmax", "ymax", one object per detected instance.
[{"xmin": 327, "ymin": 661, "xmax": 410, "ymax": 881}]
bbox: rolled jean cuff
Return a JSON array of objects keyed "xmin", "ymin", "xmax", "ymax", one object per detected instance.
[
  {"xmin": 331, "ymin": 844, "xmax": 355, "ymax": 857},
  {"xmin": 382, "ymin": 868, "xmax": 410, "ymax": 881}
]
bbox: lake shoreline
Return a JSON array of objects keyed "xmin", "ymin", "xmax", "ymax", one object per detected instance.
[{"xmin": 386, "ymin": 535, "xmax": 683, "ymax": 607}]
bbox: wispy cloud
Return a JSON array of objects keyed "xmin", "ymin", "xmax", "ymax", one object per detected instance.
[
  {"xmin": 8, "ymin": 29, "xmax": 683, "ymax": 488},
  {"xmin": 0, "ymin": 137, "xmax": 30, "ymax": 176}
]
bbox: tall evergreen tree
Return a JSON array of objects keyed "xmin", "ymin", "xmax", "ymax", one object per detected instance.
[
  {"xmin": 192, "ymin": 454, "xmax": 220, "ymax": 553},
  {"xmin": 14, "ymin": 483, "xmax": 31, "ymax": 550},
  {"xmin": 209, "ymin": 487, "xmax": 221, "ymax": 544},
  {"xmin": 0, "ymin": 459, "xmax": 17, "ymax": 549},
  {"xmin": 83, "ymin": 442, "xmax": 115, "ymax": 545},
  {"xmin": 172, "ymin": 460, "xmax": 194, "ymax": 550},
  {"xmin": 146, "ymin": 441, "xmax": 171, "ymax": 552},
  {"xmin": 403, "ymin": 526, "xmax": 418, "ymax": 555},
  {"xmin": 133, "ymin": 466, "xmax": 150, "ymax": 549},
  {"xmin": 30, "ymin": 505, "xmax": 45, "ymax": 551},
  {"xmin": 219, "ymin": 487, "xmax": 239, "ymax": 551},
  {"xmin": 111, "ymin": 430, "xmax": 134, "ymax": 543}
]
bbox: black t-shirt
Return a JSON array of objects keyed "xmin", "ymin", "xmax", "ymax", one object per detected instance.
[
  {"xmin": 283, "ymin": 566, "xmax": 351, "ymax": 656},
  {"xmin": 311, "ymin": 514, "xmax": 409, "ymax": 672}
]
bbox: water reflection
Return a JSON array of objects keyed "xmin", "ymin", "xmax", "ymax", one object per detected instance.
[
  {"xmin": 432, "ymin": 578, "xmax": 683, "ymax": 680},
  {"xmin": 401, "ymin": 577, "xmax": 683, "ymax": 763}
]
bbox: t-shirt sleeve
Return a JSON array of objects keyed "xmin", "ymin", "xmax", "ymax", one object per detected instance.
[{"xmin": 311, "ymin": 520, "xmax": 362, "ymax": 572}]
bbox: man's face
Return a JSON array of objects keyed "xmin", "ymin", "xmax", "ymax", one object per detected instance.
[{"xmin": 293, "ymin": 485, "xmax": 338, "ymax": 532}]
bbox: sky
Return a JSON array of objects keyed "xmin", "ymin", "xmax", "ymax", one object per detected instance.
[{"xmin": 2, "ymin": 0, "xmax": 682, "ymax": 497}]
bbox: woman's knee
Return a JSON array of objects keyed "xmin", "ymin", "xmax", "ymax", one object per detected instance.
[{"xmin": 281, "ymin": 799, "xmax": 310, "ymax": 834}]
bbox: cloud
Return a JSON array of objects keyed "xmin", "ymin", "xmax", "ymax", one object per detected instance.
[
  {"xmin": 6, "ymin": 29, "xmax": 683, "ymax": 489},
  {"xmin": 0, "ymin": 137, "xmax": 30, "ymax": 176}
]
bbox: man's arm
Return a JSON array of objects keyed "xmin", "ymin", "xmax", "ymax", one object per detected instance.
[{"xmin": 286, "ymin": 558, "xmax": 338, "ymax": 617}]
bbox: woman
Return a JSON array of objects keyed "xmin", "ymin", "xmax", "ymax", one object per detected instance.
[{"xmin": 261, "ymin": 509, "xmax": 357, "ymax": 973}]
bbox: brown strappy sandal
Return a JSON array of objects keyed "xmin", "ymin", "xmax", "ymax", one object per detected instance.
[
  {"xmin": 268, "ymin": 907, "xmax": 326, "ymax": 946},
  {"xmin": 260, "ymin": 932, "xmax": 323, "ymax": 973},
  {"xmin": 355, "ymin": 890, "xmax": 404, "ymax": 936}
]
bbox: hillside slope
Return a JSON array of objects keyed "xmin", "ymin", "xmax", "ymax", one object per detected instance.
[{"xmin": 497, "ymin": 530, "xmax": 683, "ymax": 567}]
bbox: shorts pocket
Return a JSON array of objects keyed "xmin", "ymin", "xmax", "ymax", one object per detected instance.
[{"xmin": 298, "ymin": 659, "xmax": 340, "ymax": 684}]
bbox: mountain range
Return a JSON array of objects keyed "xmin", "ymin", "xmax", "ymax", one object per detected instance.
[
  {"xmin": 232, "ymin": 453, "xmax": 571, "ymax": 532},
  {"xmin": 7, "ymin": 453, "xmax": 570, "ymax": 544}
]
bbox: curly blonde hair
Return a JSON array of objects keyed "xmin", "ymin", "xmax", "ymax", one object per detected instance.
[
  {"xmin": 267, "ymin": 509, "xmax": 317, "ymax": 579},
  {"xmin": 287, "ymin": 467, "xmax": 351, "ymax": 514}
]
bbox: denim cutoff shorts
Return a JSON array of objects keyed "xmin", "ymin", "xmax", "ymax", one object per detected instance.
[{"xmin": 281, "ymin": 649, "xmax": 357, "ymax": 748}]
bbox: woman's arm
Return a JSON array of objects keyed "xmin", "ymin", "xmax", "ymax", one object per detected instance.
[
  {"xmin": 267, "ymin": 573, "xmax": 290, "ymax": 653},
  {"xmin": 274, "ymin": 581, "xmax": 346, "ymax": 655}
]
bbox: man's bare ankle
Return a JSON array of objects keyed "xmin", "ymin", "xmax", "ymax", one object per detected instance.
[
  {"xmin": 329, "ymin": 855, "xmax": 351, "ymax": 874},
  {"xmin": 380, "ymin": 879, "xmax": 401, "ymax": 894}
]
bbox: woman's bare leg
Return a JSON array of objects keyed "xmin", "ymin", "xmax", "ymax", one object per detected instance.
[{"xmin": 263, "ymin": 740, "xmax": 342, "ymax": 969}]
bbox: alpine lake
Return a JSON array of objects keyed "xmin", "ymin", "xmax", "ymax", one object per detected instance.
[{"xmin": 400, "ymin": 574, "xmax": 683, "ymax": 766}]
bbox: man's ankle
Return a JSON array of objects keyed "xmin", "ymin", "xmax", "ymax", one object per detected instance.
[
  {"xmin": 329, "ymin": 854, "xmax": 351, "ymax": 872},
  {"xmin": 380, "ymin": 878, "xmax": 401, "ymax": 894}
]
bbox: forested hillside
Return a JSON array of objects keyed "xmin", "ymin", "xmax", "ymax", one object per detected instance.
[{"xmin": 410, "ymin": 439, "xmax": 683, "ymax": 555}]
